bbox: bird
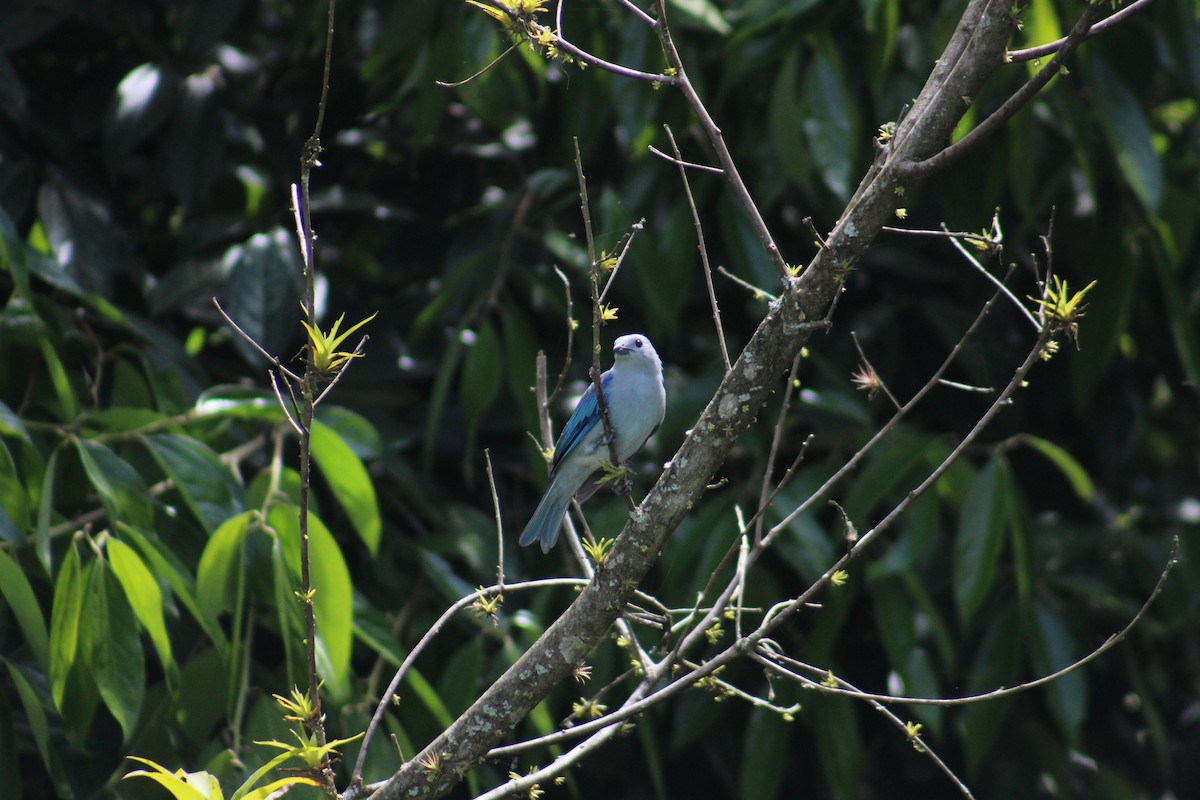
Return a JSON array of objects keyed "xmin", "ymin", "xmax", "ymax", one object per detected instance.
[{"xmin": 519, "ymin": 333, "xmax": 666, "ymax": 553}]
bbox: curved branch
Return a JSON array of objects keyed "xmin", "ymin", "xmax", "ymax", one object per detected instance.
[
  {"xmin": 898, "ymin": 1, "xmax": 1103, "ymax": 179},
  {"xmin": 1008, "ymin": 0, "xmax": 1156, "ymax": 62},
  {"xmin": 370, "ymin": 3, "xmax": 1066, "ymax": 798}
]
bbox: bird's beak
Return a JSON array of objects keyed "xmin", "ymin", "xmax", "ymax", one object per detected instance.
[{"xmin": 613, "ymin": 343, "xmax": 629, "ymax": 355}]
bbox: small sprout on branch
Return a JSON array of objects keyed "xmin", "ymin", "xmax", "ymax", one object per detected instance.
[
  {"xmin": 598, "ymin": 250, "xmax": 619, "ymax": 271},
  {"xmin": 851, "ymin": 363, "xmax": 883, "ymax": 399},
  {"xmin": 471, "ymin": 586, "xmax": 503, "ymax": 623},
  {"xmin": 615, "ymin": 634, "xmax": 631, "ymax": 648},
  {"xmin": 895, "ymin": 208, "xmax": 908, "ymax": 219},
  {"xmin": 594, "ymin": 460, "xmax": 629, "ymax": 489},
  {"xmin": 705, "ymin": 622, "xmax": 725, "ymax": 644},
  {"xmin": 301, "ymin": 311, "xmax": 376, "ymax": 373},
  {"xmin": 571, "ymin": 698, "xmax": 609, "ymax": 719},
  {"xmin": 598, "ymin": 303, "xmax": 620, "ymax": 322},
  {"xmin": 418, "ymin": 751, "xmax": 442, "ymax": 777},
  {"xmin": 582, "ymin": 536, "xmax": 615, "ymax": 564},
  {"xmin": 821, "ymin": 670, "xmax": 838, "ymax": 688},
  {"xmin": 274, "ymin": 686, "xmax": 321, "ymax": 727},
  {"xmin": 573, "ymin": 664, "xmax": 593, "ymax": 683},
  {"xmin": 905, "ymin": 720, "xmax": 926, "ymax": 752},
  {"xmin": 1039, "ymin": 339, "xmax": 1061, "ymax": 362},
  {"xmin": 965, "ymin": 229, "xmax": 995, "ymax": 252},
  {"xmin": 1029, "ymin": 275, "xmax": 1097, "ymax": 345},
  {"xmin": 507, "ymin": 770, "xmax": 545, "ymax": 799},
  {"xmin": 876, "ymin": 121, "xmax": 896, "ymax": 144},
  {"xmin": 830, "ymin": 569, "xmax": 849, "ymax": 587}
]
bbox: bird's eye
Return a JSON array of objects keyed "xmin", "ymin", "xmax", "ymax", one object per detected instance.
[{"xmin": 635, "ymin": 338, "xmax": 643, "ymax": 348}]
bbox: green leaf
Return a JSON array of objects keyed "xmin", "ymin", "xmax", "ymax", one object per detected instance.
[
  {"xmin": 0, "ymin": 549, "xmax": 49, "ymax": 665},
  {"xmin": 961, "ymin": 605, "xmax": 1020, "ymax": 772},
  {"xmin": 800, "ymin": 43, "xmax": 860, "ymax": 201},
  {"xmin": 220, "ymin": 228, "xmax": 304, "ymax": 364},
  {"xmin": 437, "ymin": 638, "xmax": 483, "ymax": 716},
  {"xmin": 1031, "ymin": 603, "xmax": 1085, "ymax": 743},
  {"xmin": 270, "ymin": 533, "xmax": 304, "ymax": 691},
  {"xmin": 953, "ymin": 456, "xmax": 1012, "ymax": 627},
  {"xmin": 1019, "ymin": 434, "xmax": 1094, "ymax": 501},
  {"xmin": 76, "ymin": 438, "xmax": 155, "ymax": 530},
  {"xmin": 668, "ymin": 0, "xmax": 731, "ymax": 34},
  {"xmin": 768, "ymin": 50, "xmax": 814, "ymax": 190},
  {"xmin": 310, "ymin": 421, "xmax": 381, "ymax": 555},
  {"xmin": 108, "ymin": 537, "xmax": 179, "ymax": 687},
  {"xmin": 1085, "ymin": 56, "xmax": 1163, "ymax": 214},
  {"xmin": 843, "ymin": 428, "xmax": 936, "ymax": 523},
  {"xmin": 82, "ymin": 561, "xmax": 144, "ymax": 742},
  {"xmin": 459, "ymin": 321, "xmax": 503, "ymax": 452},
  {"xmin": 124, "ymin": 757, "xmax": 221, "ymax": 800},
  {"xmin": 103, "ymin": 63, "xmax": 177, "ymax": 169},
  {"xmin": 196, "ymin": 511, "xmax": 254, "ymax": 627},
  {"xmin": 1019, "ymin": 0, "xmax": 1062, "ymax": 79},
  {"xmin": 269, "ymin": 505, "xmax": 354, "ymax": 702},
  {"xmin": 38, "ymin": 336, "xmax": 78, "ymax": 422},
  {"xmin": 48, "ymin": 544, "xmax": 84, "ymax": 711},
  {"xmin": 167, "ymin": 71, "xmax": 224, "ymax": 208},
  {"xmin": 194, "ymin": 387, "xmax": 283, "ymax": 423},
  {"xmin": 119, "ymin": 524, "xmax": 229, "ymax": 653},
  {"xmin": 142, "ymin": 433, "xmax": 244, "ymax": 532},
  {"xmin": 812, "ymin": 695, "xmax": 864, "ymax": 800},
  {"xmin": 0, "ymin": 399, "xmax": 33, "ymax": 446},
  {"xmin": 5, "ymin": 661, "xmax": 53, "ymax": 779},
  {"xmin": 739, "ymin": 709, "xmax": 791, "ymax": 800}
]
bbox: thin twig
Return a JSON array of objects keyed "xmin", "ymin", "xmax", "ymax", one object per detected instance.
[
  {"xmin": 547, "ymin": 267, "xmax": 575, "ymax": 407},
  {"xmin": 756, "ymin": 531, "xmax": 1177, "ymax": 710},
  {"xmin": 350, "ymin": 577, "xmax": 594, "ymax": 786},
  {"xmin": 1007, "ymin": 0, "xmax": 1155, "ymax": 62},
  {"xmin": 211, "ymin": 298, "xmax": 303, "ymax": 383},
  {"xmin": 313, "ymin": 335, "xmax": 369, "ymax": 407},
  {"xmin": 752, "ymin": 653, "xmax": 974, "ymax": 798},
  {"xmin": 655, "ymin": 0, "xmax": 789, "ymax": 281},
  {"xmin": 269, "ymin": 371, "xmax": 305, "ymax": 436},
  {"xmin": 647, "ymin": 145, "xmax": 724, "ymax": 174},
  {"xmin": 484, "ymin": 449, "xmax": 505, "ymax": 590},
  {"xmin": 942, "ymin": 222, "xmax": 1039, "ymax": 330},
  {"xmin": 767, "ymin": 272, "xmax": 1016, "ymax": 540},
  {"xmin": 573, "ymin": 138, "xmax": 627, "ymax": 498},
  {"xmin": 899, "ymin": 2, "xmax": 1104, "ymax": 179},
  {"xmin": 435, "ymin": 42, "xmax": 519, "ymax": 87},
  {"xmin": 596, "ymin": 222, "xmax": 642, "ymax": 306},
  {"xmin": 664, "ymin": 124, "xmax": 729, "ymax": 370},
  {"xmin": 717, "ymin": 266, "xmax": 777, "ymax": 301},
  {"xmin": 851, "ymin": 331, "xmax": 901, "ymax": 410}
]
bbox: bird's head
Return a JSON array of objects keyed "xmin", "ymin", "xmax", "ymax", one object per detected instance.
[{"xmin": 613, "ymin": 333, "xmax": 661, "ymax": 373}]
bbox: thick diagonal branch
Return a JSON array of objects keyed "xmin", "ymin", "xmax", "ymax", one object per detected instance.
[{"xmin": 369, "ymin": 2, "xmax": 1023, "ymax": 797}]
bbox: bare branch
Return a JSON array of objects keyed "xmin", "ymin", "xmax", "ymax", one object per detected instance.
[
  {"xmin": 1008, "ymin": 0, "xmax": 1156, "ymax": 62},
  {"xmin": 663, "ymin": 124, "xmax": 730, "ymax": 370}
]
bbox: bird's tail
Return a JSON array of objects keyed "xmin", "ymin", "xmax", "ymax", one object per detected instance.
[{"xmin": 519, "ymin": 478, "xmax": 573, "ymax": 553}]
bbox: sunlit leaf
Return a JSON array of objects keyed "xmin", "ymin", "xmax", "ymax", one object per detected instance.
[
  {"xmin": 953, "ymin": 456, "xmax": 1012, "ymax": 627},
  {"xmin": 82, "ymin": 562, "xmax": 144, "ymax": 742},
  {"xmin": 48, "ymin": 545, "xmax": 84, "ymax": 712},
  {"xmin": 269, "ymin": 505, "xmax": 353, "ymax": 702},
  {"xmin": 0, "ymin": 549, "xmax": 48, "ymax": 665},
  {"xmin": 311, "ymin": 420, "xmax": 381, "ymax": 554},
  {"xmin": 108, "ymin": 537, "xmax": 179, "ymax": 686}
]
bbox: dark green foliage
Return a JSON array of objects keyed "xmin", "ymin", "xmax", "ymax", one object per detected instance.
[{"xmin": 0, "ymin": 0, "xmax": 1197, "ymax": 798}]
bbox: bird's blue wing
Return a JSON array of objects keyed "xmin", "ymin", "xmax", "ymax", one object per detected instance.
[{"xmin": 551, "ymin": 374, "xmax": 610, "ymax": 471}]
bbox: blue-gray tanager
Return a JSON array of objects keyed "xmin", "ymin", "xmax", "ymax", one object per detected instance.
[{"xmin": 519, "ymin": 334, "xmax": 666, "ymax": 553}]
